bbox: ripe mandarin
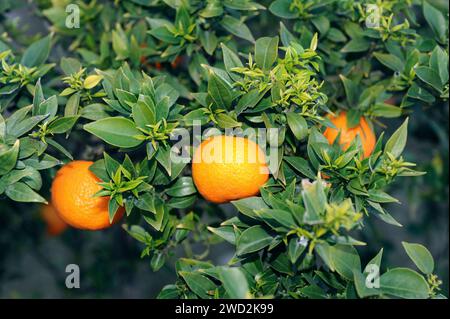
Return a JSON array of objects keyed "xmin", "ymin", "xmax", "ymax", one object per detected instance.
[
  {"xmin": 323, "ymin": 111, "xmax": 376, "ymax": 158},
  {"xmin": 51, "ymin": 160, "xmax": 123, "ymax": 230},
  {"xmin": 192, "ymin": 135, "xmax": 269, "ymax": 203}
]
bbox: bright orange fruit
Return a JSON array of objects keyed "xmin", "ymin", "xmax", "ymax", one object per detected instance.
[
  {"xmin": 192, "ymin": 135, "xmax": 269, "ymax": 203},
  {"xmin": 40, "ymin": 203, "xmax": 68, "ymax": 236},
  {"xmin": 323, "ymin": 111, "xmax": 376, "ymax": 159},
  {"xmin": 51, "ymin": 160, "xmax": 123, "ymax": 230}
]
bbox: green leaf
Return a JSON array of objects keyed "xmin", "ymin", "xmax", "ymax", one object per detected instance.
[
  {"xmin": 220, "ymin": 15, "xmax": 254, "ymax": 42},
  {"xmin": 315, "ymin": 242, "xmax": 335, "ymax": 271},
  {"xmin": 423, "ymin": 1, "xmax": 447, "ymax": 43},
  {"xmin": 8, "ymin": 115, "xmax": 47, "ymax": 137},
  {"xmin": 22, "ymin": 154, "xmax": 60, "ymax": 170},
  {"xmin": 166, "ymin": 177, "xmax": 196, "ymax": 197},
  {"xmin": 36, "ymin": 95, "xmax": 58, "ymax": 119},
  {"xmin": 380, "ymin": 268, "xmax": 429, "ymax": 299},
  {"xmin": 132, "ymin": 100, "xmax": 155, "ymax": 129},
  {"xmin": 0, "ymin": 166, "xmax": 41, "ymax": 191},
  {"xmin": 269, "ymin": 0, "xmax": 298, "ymax": 19},
  {"xmin": 402, "ymin": 242, "xmax": 434, "ymax": 275},
  {"xmin": 371, "ymin": 207, "xmax": 403, "ymax": 227},
  {"xmin": 415, "ymin": 66, "xmax": 443, "ymax": 92},
  {"xmin": 368, "ymin": 189, "xmax": 399, "ymax": 203},
  {"xmin": 327, "ymin": 28, "xmax": 347, "ymax": 43},
  {"xmin": 65, "ymin": 92, "xmax": 80, "ymax": 117},
  {"xmin": 108, "ymin": 198, "xmax": 120, "ymax": 222},
  {"xmin": 155, "ymin": 143, "xmax": 172, "ymax": 176},
  {"xmin": 221, "ymin": 43, "xmax": 243, "ymax": 81},
  {"xmin": 279, "ymin": 22, "xmax": 297, "ymax": 46},
  {"xmin": 231, "ymin": 196, "xmax": 268, "ymax": 219},
  {"xmin": 5, "ymin": 182, "xmax": 46, "ymax": 203},
  {"xmin": 430, "ymin": 46, "xmax": 449, "ymax": 85},
  {"xmin": 302, "ymin": 180, "xmax": 327, "ymax": 223},
  {"xmin": 284, "ymin": 156, "xmax": 316, "ymax": 179},
  {"xmin": 168, "ymin": 195, "xmax": 196, "ymax": 209},
  {"xmin": 199, "ymin": 30, "xmax": 218, "ymax": 56},
  {"xmin": 341, "ymin": 38, "xmax": 370, "ymax": 53},
  {"xmin": 384, "ymin": 118, "xmax": 408, "ymax": 158},
  {"xmin": 371, "ymin": 103, "xmax": 402, "ymax": 118},
  {"xmin": 366, "ymin": 248, "xmax": 383, "ymax": 271},
  {"xmin": 207, "ymin": 226, "xmax": 236, "ymax": 244},
  {"xmin": 0, "ymin": 115, "xmax": 5, "ymax": 143},
  {"xmin": 288, "ymin": 237, "xmax": 306, "ymax": 264},
  {"xmin": 373, "ymin": 52, "xmax": 405, "ymax": 73},
  {"xmin": 208, "ymin": 70, "xmax": 233, "ymax": 109},
  {"xmin": 199, "ymin": 1, "xmax": 223, "ymax": 18},
  {"xmin": 330, "ymin": 245, "xmax": 361, "ymax": 281},
  {"xmin": 112, "ymin": 29, "xmax": 129, "ymax": 59},
  {"xmin": 84, "ymin": 117, "xmax": 143, "ymax": 148},
  {"xmin": 255, "ymin": 36, "xmax": 279, "ymax": 71},
  {"xmin": 339, "ymin": 75, "xmax": 359, "ymax": 106},
  {"xmin": 407, "ymin": 83, "xmax": 435, "ymax": 103},
  {"xmin": 0, "ymin": 140, "xmax": 20, "ymax": 175},
  {"xmin": 179, "ymin": 271, "xmax": 216, "ymax": 299},
  {"xmin": 151, "ymin": 252, "xmax": 166, "ymax": 272},
  {"xmin": 47, "ymin": 116, "xmax": 79, "ymax": 134},
  {"xmin": 80, "ymin": 103, "xmax": 111, "ymax": 121},
  {"xmin": 32, "ymin": 79, "xmax": 45, "ymax": 117},
  {"xmin": 286, "ymin": 112, "xmax": 308, "ymax": 140},
  {"xmin": 149, "ymin": 26, "xmax": 178, "ymax": 44},
  {"xmin": 183, "ymin": 108, "xmax": 208, "ymax": 126},
  {"xmin": 47, "ymin": 139, "xmax": 73, "ymax": 160},
  {"xmin": 312, "ymin": 15, "xmax": 330, "ymax": 35},
  {"xmin": 219, "ymin": 267, "xmax": 250, "ymax": 299},
  {"xmin": 142, "ymin": 198, "xmax": 166, "ymax": 231},
  {"xmin": 236, "ymin": 225, "xmax": 272, "ymax": 255},
  {"xmin": 21, "ymin": 34, "xmax": 52, "ymax": 67},
  {"xmin": 122, "ymin": 224, "xmax": 152, "ymax": 244},
  {"xmin": 215, "ymin": 113, "xmax": 241, "ymax": 128},
  {"xmin": 256, "ymin": 208, "xmax": 298, "ymax": 230},
  {"xmin": 60, "ymin": 57, "xmax": 82, "ymax": 75}
]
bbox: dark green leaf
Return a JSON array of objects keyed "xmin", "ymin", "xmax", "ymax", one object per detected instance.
[{"xmin": 84, "ymin": 117, "xmax": 143, "ymax": 148}]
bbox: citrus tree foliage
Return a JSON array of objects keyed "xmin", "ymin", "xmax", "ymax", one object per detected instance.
[{"xmin": 0, "ymin": 0, "xmax": 448, "ymax": 298}]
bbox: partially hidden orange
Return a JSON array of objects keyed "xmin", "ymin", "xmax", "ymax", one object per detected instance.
[
  {"xmin": 323, "ymin": 111, "xmax": 376, "ymax": 159},
  {"xmin": 40, "ymin": 203, "xmax": 68, "ymax": 236},
  {"xmin": 51, "ymin": 160, "xmax": 123, "ymax": 230}
]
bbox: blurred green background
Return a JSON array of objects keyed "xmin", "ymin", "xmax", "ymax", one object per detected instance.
[{"xmin": 0, "ymin": 1, "xmax": 448, "ymax": 298}]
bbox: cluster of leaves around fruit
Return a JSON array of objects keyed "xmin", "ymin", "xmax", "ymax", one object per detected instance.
[{"xmin": 0, "ymin": 0, "xmax": 448, "ymax": 299}]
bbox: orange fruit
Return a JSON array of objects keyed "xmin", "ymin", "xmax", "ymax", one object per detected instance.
[
  {"xmin": 51, "ymin": 160, "xmax": 123, "ymax": 230},
  {"xmin": 323, "ymin": 111, "xmax": 376, "ymax": 159},
  {"xmin": 40, "ymin": 203, "xmax": 68, "ymax": 236},
  {"xmin": 192, "ymin": 135, "xmax": 269, "ymax": 203},
  {"xmin": 171, "ymin": 56, "xmax": 183, "ymax": 69}
]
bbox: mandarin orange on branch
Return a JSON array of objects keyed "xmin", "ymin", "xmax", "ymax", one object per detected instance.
[
  {"xmin": 323, "ymin": 112, "xmax": 376, "ymax": 159},
  {"xmin": 51, "ymin": 160, "xmax": 123, "ymax": 230},
  {"xmin": 192, "ymin": 135, "xmax": 269, "ymax": 204}
]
